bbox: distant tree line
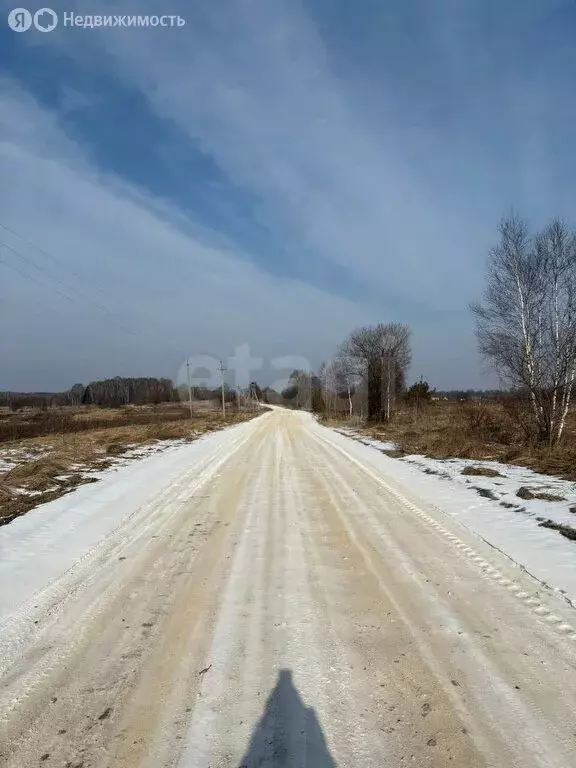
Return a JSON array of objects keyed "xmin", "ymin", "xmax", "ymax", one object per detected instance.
[
  {"xmin": 81, "ymin": 377, "xmax": 177, "ymax": 407},
  {"xmin": 0, "ymin": 392, "xmax": 64, "ymax": 411},
  {"xmin": 435, "ymin": 389, "xmax": 510, "ymax": 401},
  {"xmin": 261, "ymin": 387, "xmax": 284, "ymax": 405},
  {"xmin": 1, "ymin": 376, "xmax": 178, "ymax": 410},
  {"xmin": 281, "ymin": 370, "xmax": 324, "ymax": 412},
  {"xmin": 0, "ymin": 378, "xmax": 287, "ymax": 412}
]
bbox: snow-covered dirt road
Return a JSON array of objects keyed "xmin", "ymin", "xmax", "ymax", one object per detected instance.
[{"xmin": 1, "ymin": 408, "xmax": 576, "ymax": 767}]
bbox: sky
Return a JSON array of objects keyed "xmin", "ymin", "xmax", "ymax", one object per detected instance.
[{"xmin": 1, "ymin": 0, "xmax": 575, "ymax": 392}]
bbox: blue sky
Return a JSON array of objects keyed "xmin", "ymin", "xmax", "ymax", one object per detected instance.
[{"xmin": 1, "ymin": 0, "xmax": 575, "ymax": 391}]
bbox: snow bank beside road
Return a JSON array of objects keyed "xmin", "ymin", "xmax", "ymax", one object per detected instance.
[
  {"xmin": 328, "ymin": 425, "xmax": 576, "ymax": 603},
  {"xmin": 0, "ymin": 418, "xmax": 261, "ymax": 619}
]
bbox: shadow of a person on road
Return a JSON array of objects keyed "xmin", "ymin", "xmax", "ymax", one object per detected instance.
[{"xmin": 238, "ymin": 669, "xmax": 336, "ymax": 767}]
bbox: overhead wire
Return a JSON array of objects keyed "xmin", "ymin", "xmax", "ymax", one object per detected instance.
[
  {"xmin": 0, "ymin": 239, "xmax": 141, "ymax": 338},
  {"xmin": 0, "ymin": 250, "xmax": 80, "ymax": 305},
  {"xmin": 0, "ymin": 221, "xmax": 113, "ymax": 302},
  {"xmin": 0, "ymin": 226, "xmax": 191, "ymax": 362}
]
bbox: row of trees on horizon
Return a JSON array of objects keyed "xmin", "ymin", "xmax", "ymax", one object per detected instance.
[
  {"xmin": 4, "ymin": 214, "xmax": 576, "ymax": 448},
  {"xmin": 0, "ymin": 379, "xmax": 507, "ymax": 413}
]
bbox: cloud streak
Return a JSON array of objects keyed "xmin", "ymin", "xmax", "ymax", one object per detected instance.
[
  {"xmin": 3, "ymin": 0, "xmax": 575, "ymax": 389},
  {"xmin": 0, "ymin": 77, "xmax": 375, "ymax": 390},
  {"xmin": 83, "ymin": 0, "xmax": 477, "ymax": 305}
]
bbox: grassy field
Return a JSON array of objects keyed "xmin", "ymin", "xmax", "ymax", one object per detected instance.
[
  {"xmin": 0, "ymin": 402, "xmax": 263, "ymax": 525},
  {"xmin": 0, "ymin": 400, "xmax": 233, "ymax": 442},
  {"xmin": 322, "ymin": 400, "xmax": 576, "ymax": 480}
]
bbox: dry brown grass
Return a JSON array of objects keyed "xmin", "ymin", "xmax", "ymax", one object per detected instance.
[
  {"xmin": 461, "ymin": 466, "xmax": 503, "ymax": 477},
  {"xmin": 0, "ymin": 403, "xmax": 201, "ymax": 443},
  {"xmin": 323, "ymin": 401, "xmax": 576, "ymax": 481},
  {"xmin": 0, "ymin": 405, "xmax": 263, "ymax": 525}
]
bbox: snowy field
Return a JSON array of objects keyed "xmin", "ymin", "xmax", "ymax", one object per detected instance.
[
  {"xmin": 0, "ymin": 431, "xmax": 212, "ymax": 525},
  {"xmin": 0, "ymin": 445, "xmax": 53, "ymax": 474}
]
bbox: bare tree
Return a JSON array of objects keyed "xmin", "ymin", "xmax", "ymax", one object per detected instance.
[
  {"xmin": 472, "ymin": 215, "xmax": 576, "ymax": 446},
  {"xmin": 318, "ymin": 362, "xmax": 332, "ymax": 414},
  {"xmin": 318, "ymin": 361, "xmax": 346, "ymax": 416},
  {"xmin": 282, "ymin": 369, "xmax": 313, "ymax": 409},
  {"xmin": 329, "ymin": 356, "xmax": 358, "ymax": 418},
  {"xmin": 68, "ymin": 383, "xmax": 85, "ymax": 406},
  {"xmin": 338, "ymin": 323, "xmax": 411, "ymax": 421},
  {"xmin": 83, "ymin": 377, "xmax": 176, "ymax": 407},
  {"xmin": 295, "ymin": 370, "xmax": 311, "ymax": 409}
]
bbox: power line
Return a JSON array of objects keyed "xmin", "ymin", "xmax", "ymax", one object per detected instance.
[
  {"xmin": 0, "ymin": 222, "xmax": 184, "ymax": 339},
  {"xmin": 0, "ymin": 240, "xmax": 188, "ymax": 353},
  {"xmin": 0, "ymin": 250, "xmax": 201, "ymax": 401},
  {"xmin": 0, "ymin": 221, "xmax": 112, "ymax": 302},
  {"xmin": 0, "ymin": 225, "xmax": 242, "ymax": 392},
  {"xmin": 0, "ymin": 254, "xmax": 187, "ymax": 385},
  {"xmin": 0, "ymin": 271, "xmax": 81, "ymax": 329},
  {"xmin": 0, "ymin": 239, "xmax": 131, "ymax": 319},
  {"xmin": 0, "ymin": 255, "xmax": 144, "ymax": 359},
  {"xmin": 0, "ymin": 252, "xmax": 80, "ymax": 305},
  {"xmin": 0, "ymin": 222, "xmax": 195, "ymax": 346},
  {"xmin": 0, "ymin": 224, "xmax": 188, "ymax": 360}
]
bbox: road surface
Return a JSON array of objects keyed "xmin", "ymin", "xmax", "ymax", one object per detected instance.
[{"xmin": 1, "ymin": 408, "xmax": 576, "ymax": 767}]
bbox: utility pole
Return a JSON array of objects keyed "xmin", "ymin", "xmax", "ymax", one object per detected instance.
[
  {"xmin": 380, "ymin": 353, "xmax": 385, "ymax": 421},
  {"xmin": 247, "ymin": 383, "xmax": 259, "ymax": 412},
  {"xmin": 386, "ymin": 354, "xmax": 392, "ymax": 422},
  {"xmin": 186, "ymin": 359, "xmax": 193, "ymax": 418},
  {"xmin": 218, "ymin": 360, "xmax": 227, "ymax": 418}
]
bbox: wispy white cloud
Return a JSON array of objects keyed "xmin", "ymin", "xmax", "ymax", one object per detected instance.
[
  {"xmin": 0, "ymin": 78, "xmax": 375, "ymax": 389},
  {"xmin": 40, "ymin": 0, "xmax": 480, "ymax": 306},
  {"xmin": 5, "ymin": 0, "xmax": 573, "ymax": 389}
]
